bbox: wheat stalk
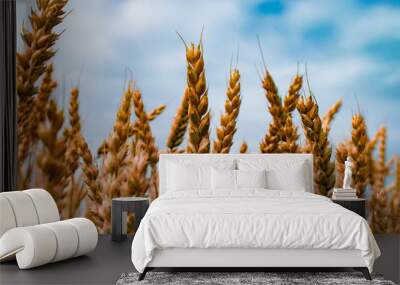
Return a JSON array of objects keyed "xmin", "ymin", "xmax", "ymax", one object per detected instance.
[
  {"xmin": 389, "ymin": 157, "xmax": 400, "ymax": 233},
  {"xmin": 279, "ymin": 75, "xmax": 302, "ymax": 153},
  {"xmin": 167, "ymin": 88, "xmax": 190, "ymax": 152},
  {"xmin": 36, "ymin": 99, "xmax": 69, "ymax": 211},
  {"xmin": 79, "ymin": 87, "xmax": 135, "ymax": 233},
  {"xmin": 120, "ymin": 143, "xmax": 149, "ymax": 198},
  {"xmin": 133, "ymin": 89, "xmax": 159, "ymax": 165},
  {"xmin": 64, "ymin": 88, "xmax": 81, "ymax": 176},
  {"xmin": 63, "ymin": 178, "xmax": 86, "ymax": 219},
  {"xmin": 17, "ymin": 0, "xmax": 68, "ymax": 170},
  {"xmin": 78, "ymin": 136, "xmax": 103, "ymax": 228},
  {"xmin": 148, "ymin": 166, "xmax": 159, "ymax": 202},
  {"xmin": 185, "ymin": 41, "xmax": 210, "ymax": 153},
  {"xmin": 260, "ymin": 72, "xmax": 282, "ymax": 153},
  {"xmin": 240, "ymin": 141, "xmax": 248, "ymax": 153},
  {"xmin": 366, "ymin": 128, "xmax": 380, "ymax": 189},
  {"xmin": 19, "ymin": 64, "xmax": 58, "ymax": 189},
  {"xmin": 31, "ymin": 64, "xmax": 57, "ymax": 139},
  {"xmin": 129, "ymin": 104, "xmax": 166, "ymax": 137},
  {"xmin": 63, "ymin": 87, "xmax": 86, "ymax": 218},
  {"xmin": 98, "ymin": 104, "xmax": 165, "ymax": 157},
  {"xmin": 297, "ymin": 95, "xmax": 335, "ymax": 195},
  {"xmin": 369, "ymin": 127, "xmax": 391, "ymax": 233},
  {"xmin": 213, "ymin": 69, "xmax": 241, "ymax": 153},
  {"xmin": 78, "ymin": 137, "xmax": 100, "ymax": 203},
  {"xmin": 283, "ymin": 75, "xmax": 302, "ymax": 114},
  {"xmin": 102, "ymin": 86, "xmax": 133, "ymax": 195},
  {"xmin": 148, "ymin": 104, "xmax": 166, "ymax": 121},
  {"xmin": 350, "ymin": 113, "xmax": 369, "ymax": 197},
  {"xmin": 322, "ymin": 99, "xmax": 342, "ymax": 134},
  {"xmin": 97, "ymin": 86, "xmax": 134, "ymax": 230},
  {"xmin": 279, "ymin": 116, "xmax": 299, "ymax": 153},
  {"xmin": 260, "ymin": 73, "xmax": 302, "ymax": 153}
]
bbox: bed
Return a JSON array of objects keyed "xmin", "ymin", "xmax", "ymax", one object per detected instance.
[{"xmin": 131, "ymin": 154, "xmax": 380, "ymax": 280}]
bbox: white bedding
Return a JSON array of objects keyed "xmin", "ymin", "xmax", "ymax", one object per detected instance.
[{"xmin": 131, "ymin": 190, "xmax": 380, "ymax": 273}]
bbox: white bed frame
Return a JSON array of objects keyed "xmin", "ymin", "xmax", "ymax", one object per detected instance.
[{"xmin": 141, "ymin": 154, "xmax": 370, "ymax": 280}]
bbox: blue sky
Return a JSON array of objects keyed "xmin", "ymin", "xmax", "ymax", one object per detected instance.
[{"xmin": 17, "ymin": 0, "xmax": 400, "ymax": 158}]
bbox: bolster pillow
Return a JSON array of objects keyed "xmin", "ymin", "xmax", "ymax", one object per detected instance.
[{"xmin": 0, "ymin": 218, "xmax": 98, "ymax": 269}]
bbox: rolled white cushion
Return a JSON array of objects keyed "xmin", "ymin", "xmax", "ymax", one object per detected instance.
[
  {"xmin": 0, "ymin": 226, "xmax": 57, "ymax": 269},
  {"xmin": 0, "ymin": 218, "xmax": 98, "ymax": 269},
  {"xmin": 42, "ymin": 221, "xmax": 79, "ymax": 262},
  {"xmin": 0, "ymin": 191, "xmax": 39, "ymax": 227},
  {"xmin": 0, "ymin": 189, "xmax": 59, "ymax": 239},
  {"xmin": 65, "ymin": 218, "xmax": 98, "ymax": 257},
  {"xmin": 24, "ymin": 189, "xmax": 60, "ymax": 224},
  {"xmin": 0, "ymin": 196, "xmax": 17, "ymax": 237}
]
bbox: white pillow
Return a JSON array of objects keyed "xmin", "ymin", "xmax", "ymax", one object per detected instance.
[
  {"xmin": 265, "ymin": 163, "xmax": 307, "ymax": 191},
  {"xmin": 166, "ymin": 159, "xmax": 235, "ymax": 192},
  {"xmin": 211, "ymin": 168, "xmax": 236, "ymax": 190},
  {"xmin": 237, "ymin": 159, "xmax": 308, "ymax": 191},
  {"xmin": 236, "ymin": 169, "xmax": 267, "ymax": 189},
  {"xmin": 167, "ymin": 162, "xmax": 210, "ymax": 191}
]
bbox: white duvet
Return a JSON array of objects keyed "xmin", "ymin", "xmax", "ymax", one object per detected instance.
[{"xmin": 131, "ymin": 190, "xmax": 380, "ymax": 273}]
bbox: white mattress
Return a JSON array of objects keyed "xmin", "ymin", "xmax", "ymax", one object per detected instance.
[{"xmin": 131, "ymin": 190, "xmax": 380, "ymax": 273}]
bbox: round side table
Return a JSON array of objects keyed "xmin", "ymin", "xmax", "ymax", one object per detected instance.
[{"xmin": 111, "ymin": 197, "xmax": 149, "ymax": 242}]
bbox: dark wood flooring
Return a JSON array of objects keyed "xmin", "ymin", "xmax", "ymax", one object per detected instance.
[
  {"xmin": 0, "ymin": 235, "xmax": 134, "ymax": 285},
  {"xmin": 1, "ymin": 234, "xmax": 397, "ymax": 284}
]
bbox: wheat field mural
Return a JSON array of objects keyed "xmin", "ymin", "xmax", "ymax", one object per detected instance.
[{"xmin": 16, "ymin": 0, "xmax": 399, "ymax": 234}]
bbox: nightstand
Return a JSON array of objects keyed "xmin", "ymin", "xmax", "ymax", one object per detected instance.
[
  {"xmin": 332, "ymin": 198, "xmax": 366, "ymax": 219},
  {"xmin": 111, "ymin": 197, "xmax": 149, "ymax": 242}
]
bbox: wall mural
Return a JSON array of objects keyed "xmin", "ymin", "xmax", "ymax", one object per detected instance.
[{"xmin": 16, "ymin": 0, "xmax": 399, "ymax": 234}]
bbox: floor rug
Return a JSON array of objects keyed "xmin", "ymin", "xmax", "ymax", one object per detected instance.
[{"xmin": 116, "ymin": 271, "xmax": 395, "ymax": 285}]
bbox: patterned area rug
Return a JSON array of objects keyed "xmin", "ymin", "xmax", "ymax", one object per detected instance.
[{"xmin": 116, "ymin": 271, "xmax": 395, "ymax": 285}]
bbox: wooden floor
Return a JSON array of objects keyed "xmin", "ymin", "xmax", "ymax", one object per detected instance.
[{"xmin": 0, "ymin": 235, "xmax": 134, "ymax": 285}]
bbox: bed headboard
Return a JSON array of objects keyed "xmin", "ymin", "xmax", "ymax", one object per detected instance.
[{"xmin": 158, "ymin": 154, "xmax": 314, "ymax": 195}]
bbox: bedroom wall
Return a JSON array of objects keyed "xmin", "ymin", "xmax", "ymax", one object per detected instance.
[{"xmin": 15, "ymin": 0, "xmax": 399, "ymax": 230}]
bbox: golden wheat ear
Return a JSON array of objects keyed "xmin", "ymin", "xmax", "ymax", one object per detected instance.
[
  {"xmin": 184, "ymin": 36, "xmax": 210, "ymax": 153},
  {"xmin": 369, "ymin": 126, "xmax": 392, "ymax": 233},
  {"xmin": 260, "ymin": 71, "xmax": 282, "ymax": 153},
  {"xmin": 31, "ymin": 64, "xmax": 58, "ymax": 139},
  {"xmin": 17, "ymin": 0, "xmax": 68, "ymax": 175},
  {"xmin": 322, "ymin": 99, "xmax": 342, "ymax": 134},
  {"xmin": 278, "ymin": 74, "xmax": 303, "ymax": 153},
  {"xmin": 389, "ymin": 157, "xmax": 400, "ymax": 233},
  {"xmin": 297, "ymin": 95, "xmax": 335, "ymax": 196},
  {"xmin": 120, "ymin": 146, "xmax": 149, "ymax": 198},
  {"xmin": 148, "ymin": 104, "xmax": 166, "ymax": 120},
  {"xmin": 213, "ymin": 68, "xmax": 241, "ymax": 154},
  {"xmin": 132, "ymin": 88, "xmax": 159, "ymax": 165},
  {"xmin": 240, "ymin": 141, "xmax": 248, "ymax": 154},
  {"xmin": 167, "ymin": 88, "xmax": 190, "ymax": 152},
  {"xmin": 78, "ymin": 136, "xmax": 101, "ymax": 206},
  {"xmin": 36, "ymin": 99, "xmax": 69, "ymax": 212},
  {"xmin": 350, "ymin": 113, "xmax": 369, "ymax": 197},
  {"xmin": 63, "ymin": 87, "xmax": 87, "ymax": 219}
]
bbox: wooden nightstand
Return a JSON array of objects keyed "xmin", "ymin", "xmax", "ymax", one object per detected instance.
[
  {"xmin": 111, "ymin": 197, "xmax": 149, "ymax": 242},
  {"xmin": 332, "ymin": 198, "xmax": 366, "ymax": 219}
]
